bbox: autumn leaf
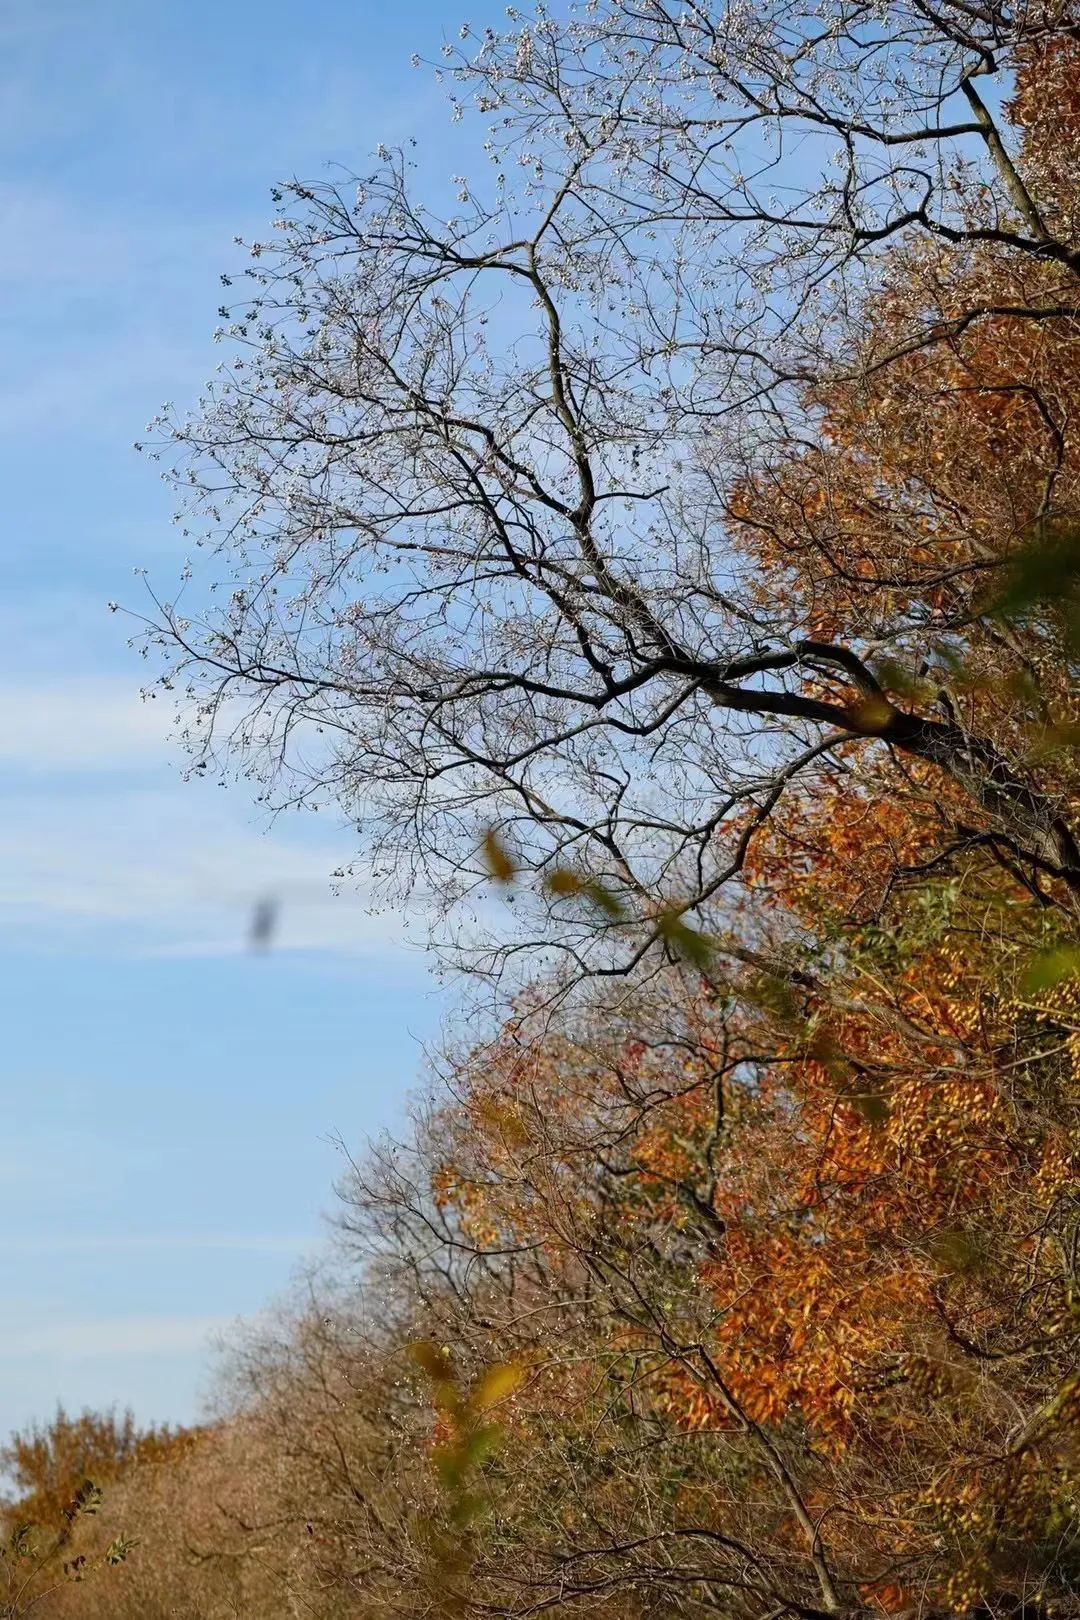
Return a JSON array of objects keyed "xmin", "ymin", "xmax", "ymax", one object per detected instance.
[
  {"xmin": 410, "ymin": 1340, "xmax": 455, "ymax": 1381},
  {"xmin": 482, "ymin": 829, "xmax": 517, "ymax": 883},
  {"xmin": 545, "ymin": 867, "xmax": 584, "ymax": 898},
  {"xmin": 545, "ymin": 867, "xmax": 627, "ymax": 921},
  {"xmin": 470, "ymin": 1362, "xmax": 524, "ymax": 1413}
]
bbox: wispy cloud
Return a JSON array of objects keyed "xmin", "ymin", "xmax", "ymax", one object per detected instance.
[
  {"xmin": 0, "ymin": 783, "xmax": 420, "ymax": 958},
  {"xmin": 0, "ymin": 669, "xmax": 427, "ymax": 962},
  {"xmin": 0, "ymin": 677, "xmax": 167, "ymax": 772},
  {"xmin": 0, "ymin": 1235, "xmax": 310, "ymax": 1256},
  {"xmin": 0, "ymin": 181, "xmax": 188, "ymax": 290},
  {"xmin": 0, "ymin": 1315, "xmax": 242, "ymax": 1359}
]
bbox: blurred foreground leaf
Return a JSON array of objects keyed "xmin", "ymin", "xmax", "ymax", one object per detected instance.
[
  {"xmin": 988, "ymin": 520, "xmax": 1080, "ymax": 649},
  {"xmin": 482, "ymin": 829, "xmax": 517, "ymax": 883},
  {"xmin": 1020, "ymin": 945, "xmax": 1080, "ymax": 995},
  {"xmin": 657, "ymin": 908, "xmax": 714, "ymax": 968}
]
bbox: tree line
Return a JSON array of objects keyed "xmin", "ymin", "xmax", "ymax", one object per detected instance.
[{"xmin": 7, "ymin": 0, "xmax": 1079, "ymax": 1613}]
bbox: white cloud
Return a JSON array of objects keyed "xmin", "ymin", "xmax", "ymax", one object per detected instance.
[
  {"xmin": 0, "ymin": 1315, "xmax": 241, "ymax": 1359},
  {"xmin": 0, "ymin": 782, "xmax": 421, "ymax": 958},
  {"xmin": 0, "ymin": 670, "xmax": 428, "ymax": 962},
  {"xmin": 0, "ymin": 677, "xmax": 168, "ymax": 771},
  {"xmin": 0, "ymin": 1235, "xmax": 310, "ymax": 1256}
]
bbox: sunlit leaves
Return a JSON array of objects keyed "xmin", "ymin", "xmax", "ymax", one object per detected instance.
[{"xmin": 102, "ymin": 1534, "xmax": 136, "ymax": 1567}]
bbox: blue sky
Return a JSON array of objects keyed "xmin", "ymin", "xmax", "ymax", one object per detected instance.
[{"xmin": 0, "ymin": 0, "xmax": 490, "ymax": 1445}]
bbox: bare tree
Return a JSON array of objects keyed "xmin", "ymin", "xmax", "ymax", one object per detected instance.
[{"xmin": 138, "ymin": 0, "xmax": 1080, "ymax": 988}]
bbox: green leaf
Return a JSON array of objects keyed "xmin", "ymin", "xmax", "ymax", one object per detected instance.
[
  {"xmin": 987, "ymin": 520, "xmax": 1080, "ymax": 649},
  {"xmin": 64, "ymin": 1481, "xmax": 103, "ymax": 1521},
  {"xmin": 1020, "ymin": 945, "xmax": 1080, "ymax": 995},
  {"xmin": 994, "ymin": 521, "xmax": 1080, "ymax": 614},
  {"xmin": 450, "ymin": 1491, "xmax": 487, "ymax": 1528},
  {"xmin": 929, "ymin": 1229, "xmax": 986, "ymax": 1275},
  {"xmin": 462, "ymin": 1423, "xmax": 504, "ymax": 1468},
  {"xmin": 871, "ymin": 659, "xmax": 934, "ymax": 704},
  {"xmin": 657, "ymin": 908, "xmax": 714, "ymax": 968},
  {"xmin": 432, "ymin": 1444, "xmax": 466, "ymax": 1492},
  {"xmin": 10, "ymin": 1524, "xmax": 36, "ymax": 1559},
  {"xmin": 583, "ymin": 879, "xmax": 627, "ymax": 921},
  {"xmin": 849, "ymin": 1090, "xmax": 891, "ymax": 1127},
  {"xmin": 744, "ymin": 971, "xmax": 802, "ymax": 1025},
  {"xmin": 1025, "ymin": 719, "xmax": 1080, "ymax": 759},
  {"xmin": 807, "ymin": 1025, "xmax": 852, "ymax": 1081}
]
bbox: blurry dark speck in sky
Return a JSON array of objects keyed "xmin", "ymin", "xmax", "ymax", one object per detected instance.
[{"xmin": 249, "ymin": 896, "xmax": 279, "ymax": 952}]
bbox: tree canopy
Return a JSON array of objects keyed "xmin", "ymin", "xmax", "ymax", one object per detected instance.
[
  {"xmin": 137, "ymin": 0, "xmax": 1080, "ymax": 988},
  {"xmin": 66, "ymin": 2, "xmax": 1080, "ymax": 1616}
]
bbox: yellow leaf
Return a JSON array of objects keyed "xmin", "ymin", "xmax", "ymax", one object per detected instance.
[
  {"xmin": 545, "ymin": 868, "xmax": 583, "ymax": 898},
  {"xmin": 546, "ymin": 868, "xmax": 627, "ymax": 921},
  {"xmin": 474, "ymin": 1097, "xmax": 530, "ymax": 1148},
  {"xmin": 482, "ymin": 829, "xmax": 516, "ymax": 883},
  {"xmin": 410, "ymin": 1340, "xmax": 455, "ymax": 1381},
  {"xmin": 847, "ymin": 694, "xmax": 895, "ymax": 733},
  {"xmin": 470, "ymin": 1362, "xmax": 524, "ymax": 1413}
]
